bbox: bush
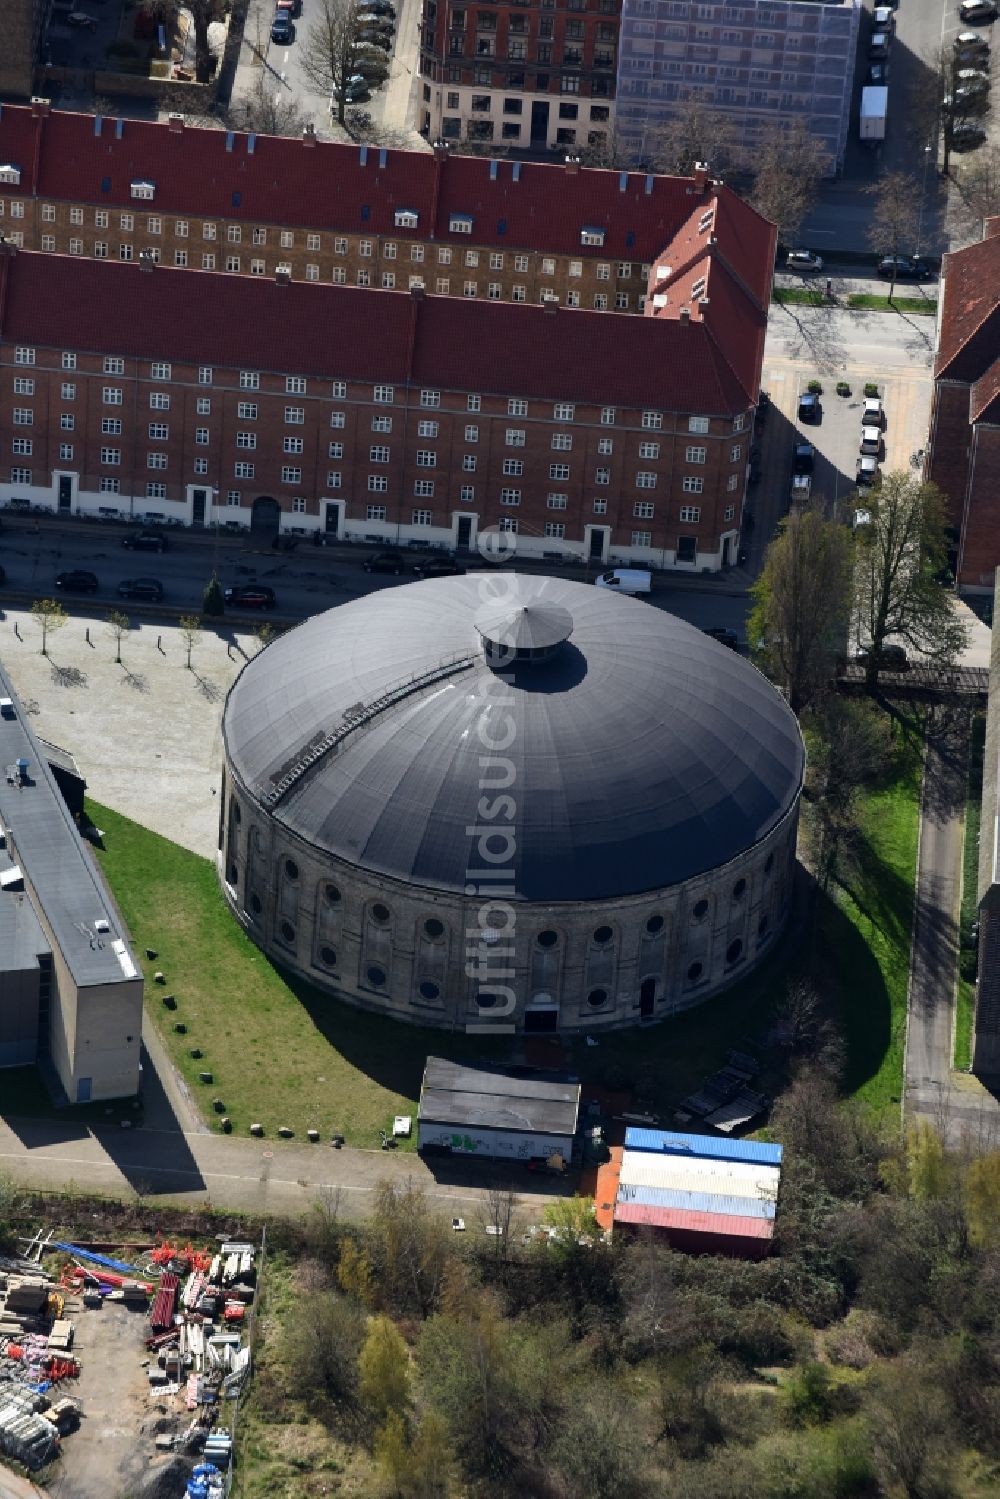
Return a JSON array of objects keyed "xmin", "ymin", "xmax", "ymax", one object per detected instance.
[
  {"xmin": 808, "ymin": 380, "xmax": 823, "ymax": 394},
  {"xmin": 203, "ymin": 573, "xmax": 224, "ymax": 617},
  {"xmin": 864, "ymin": 382, "xmax": 880, "ymax": 398},
  {"xmin": 836, "ymin": 382, "xmax": 851, "ymax": 397}
]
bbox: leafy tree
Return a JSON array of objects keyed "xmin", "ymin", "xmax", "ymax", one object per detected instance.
[
  {"xmin": 804, "ymin": 695, "xmax": 894, "ymax": 890},
  {"xmin": 375, "ymin": 1409, "xmax": 455, "ymax": 1499},
  {"xmin": 203, "ymin": 573, "xmax": 224, "ymax": 617},
  {"xmin": 866, "ymin": 172, "xmax": 919, "ymax": 298},
  {"xmin": 907, "ymin": 1119, "xmax": 950, "ymax": 1201},
  {"xmin": 550, "ymin": 1389, "xmax": 651, "ymax": 1499},
  {"xmin": 178, "ymin": 614, "xmax": 203, "ymax": 670},
  {"xmin": 964, "ymin": 1150, "xmax": 1000, "ymax": 1248},
  {"xmin": 656, "ymin": 1347, "xmax": 727, "ymax": 1457},
  {"xmin": 232, "ymin": 71, "xmax": 304, "ymax": 138},
  {"xmin": 106, "ymin": 609, "xmax": 130, "ymax": 666},
  {"xmin": 749, "ymin": 504, "xmax": 852, "ymax": 714},
  {"xmin": 253, "ymin": 622, "xmax": 276, "ymax": 654},
  {"xmin": 358, "ymin": 1314, "xmax": 410, "ymax": 1421},
  {"xmin": 542, "ymin": 1195, "xmax": 600, "ymax": 1246},
  {"xmin": 30, "ymin": 598, "xmax": 67, "ymax": 657},
  {"xmin": 283, "ymin": 1291, "xmax": 365, "ymax": 1407},
  {"xmin": 851, "ymin": 473, "xmax": 967, "ymax": 691},
  {"xmin": 749, "ymin": 120, "xmax": 830, "ymax": 246},
  {"xmin": 367, "ymin": 1178, "xmax": 453, "ymax": 1319},
  {"xmin": 337, "ymin": 1236, "xmax": 376, "ymax": 1307},
  {"xmin": 299, "ymin": 0, "xmax": 365, "ymax": 127},
  {"xmin": 865, "ymin": 1357, "xmax": 957, "ymax": 1498}
]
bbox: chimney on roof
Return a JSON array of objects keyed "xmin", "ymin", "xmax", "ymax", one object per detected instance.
[
  {"xmin": 410, "ymin": 284, "xmax": 425, "ymax": 300},
  {"xmin": 564, "ymin": 155, "xmax": 581, "ymax": 175},
  {"xmin": 698, "ymin": 297, "xmax": 710, "ymax": 309},
  {"xmin": 543, "ymin": 299, "xmax": 558, "ymax": 315},
  {"xmin": 139, "ymin": 250, "xmax": 156, "ymax": 272},
  {"xmin": 30, "ymin": 98, "xmax": 50, "ymax": 119},
  {"xmin": 433, "ymin": 140, "xmax": 450, "ymax": 162},
  {"xmin": 678, "ymin": 305, "xmax": 691, "ymax": 324},
  {"xmin": 692, "ymin": 161, "xmax": 708, "ymax": 193},
  {"xmin": 302, "ymin": 123, "xmax": 317, "ymax": 146},
  {"xmin": 167, "ymin": 113, "xmax": 184, "ymax": 133},
  {"xmin": 275, "ymin": 267, "xmax": 291, "ymax": 286}
]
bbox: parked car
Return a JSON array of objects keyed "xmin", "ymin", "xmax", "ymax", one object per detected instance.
[
  {"xmin": 66, "ymin": 11, "xmax": 98, "ymax": 28},
  {"xmin": 366, "ymin": 0, "xmax": 396, "ymax": 13},
  {"xmin": 271, "ymin": 12, "xmax": 294, "ymax": 41},
  {"xmin": 869, "ymin": 30, "xmax": 892, "ymax": 58},
  {"xmin": 873, "ymin": 5, "xmax": 895, "ymax": 28},
  {"xmin": 223, "ymin": 584, "xmax": 276, "ymax": 609},
  {"xmin": 877, "ymin": 255, "xmax": 931, "ymax": 279},
  {"xmin": 798, "ymin": 392, "xmax": 821, "ymax": 423},
  {"xmin": 856, "ymin": 455, "xmax": 882, "ymax": 487},
  {"xmin": 55, "ymin": 569, "xmax": 99, "ymax": 593},
  {"xmin": 952, "ymin": 120, "xmax": 988, "ymax": 147},
  {"xmin": 356, "ymin": 11, "xmax": 394, "ymax": 26},
  {"xmin": 121, "ymin": 530, "xmax": 167, "ymax": 552},
  {"xmin": 332, "ymin": 74, "xmax": 370, "ymax": 102},
  {"xmin": 860, "ymin": 425, "xmax": 883, "ymax": 456},
  {"xmin": 956, "ymin": 28, "xmax": 990, "ymax": 54},
  {"xmin": 702, "ymin": 626, "xmax": 740, "ymax": 651},
  {"xmin": 356, "ymin": 27, "xmax": 392, "ymax": 47},
  {"xmin": 786, "ymin": 248, "xmax": 824, "ymax": 272},
  {"xmin": 117, "ymin": 577, "xmax": 164, "ymax": 602},
  {"xmin": 855, "ymin": 643, "xmax": 909, "ymax": 671},
  {"xmin": 956, "ymin": 43, "xmax": 991, "ymax": 64},
  {"xmin": 412, "ymin": 557, "xmax": 466, "ymax": 578},
  {"xmin": 274, "ymin": 0, "xmax": 301, "ymax": 13},
  {"xmin": 793, "ymin": 442, "xmax": 815, "ymax": 474},
  {"xmin": 868, "ymin": 60, "xmax": 891, "ymax": 83},
  {"xmin": 364, "ymin": 550, "xmax": 406, "ymax": 574},
  {"xmin": 862, "ymin": 396, "xmax": 885, "ymax": 427},
  {"xmin": 959, "ymin": 0, "xmax": 998, "ymax": 22}
]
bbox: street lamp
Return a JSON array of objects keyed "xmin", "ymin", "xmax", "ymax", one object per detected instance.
[{"xmin": 916, "ymin": 143, "xmax": 934, "ymax": 258}]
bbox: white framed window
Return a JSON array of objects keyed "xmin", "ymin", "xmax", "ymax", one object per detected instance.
[
  {"xmin": 370, "ymin": 445, "xmax": 390, "ymax": 463},
  {"xmin": 176, "ymin": 220, "xmax": 189, "ymax": 238},
  {"xmin": 500, "ymin": 488, "xmax": 521, "ymax": 505},
  {"xmin": 643, "ymin": 412, "xmax": 665, "ymax": 431},
  {"xmin": 103, "ymin": 387, "xmax": 123, "ymax": 405},
  {"xmin": 147, "ymin": 452, "xmax": 168, "ymax": 470},
  {"xmin": 512, "ymin": 285, "xmax": 526, "ymax": 302},
  {"xmin": 508, "ymin": 398, "xmax": 528, "ymax": 417},
  {"xmin": 547, "ymin": 493, "xmax": 568, "ymax": 510},
  {"xmin": 95, "ymin": 210, "xmax": 109, "ymax": 229},
  {"xmin": 119, "ymin": 244, "xmax": 134, "ymax": 261},
  {"xmin": 633, "ymin": 500, "xmax": 654, "ymax": 518},
  {"xmin": 11, "ymin": 438, "xmax": 32, "ymax": 456},
  {"xmin": 372, "ymin": 415, "xmax": 392, "ymax": 433},
  {"xmin": 460, "ymin": 485, "xmax": 475, "ymax": 502},
  {"xmin": 462, "ymin": 455, "xmax": 477, "ymax": 472},
  {"xmin": 549, "ymin": 463, "xmax": 570, "ymax": 481},
  {"xmin": 359, "ymin": 239, "xmax": 373, "ymax": 258},
  {"xmin": 62, "ymin": 352, "xmax": 77, "ymax": 371},
  {"xmin": 733, "ymin": 413, "xmax": 746, "ymax": 432},
  {"xmin": 463, "ymin": 281, "xmax": 477, "ymax": 298},
  {"xmin": 688, "ymin": 415, "xmax": 709, "ymax": 433},
  {"xmin": 499, "ymin": 516, "xmax": 518, "ymax": 533},
  {"xmin": 593, "ymin": 497, "xmax": 608, "ymax": 514},
  {"xmin": 226, "ymin": 255, "xmax": 241, "ymax": 272},
  {"xmin": 13, "ymin": 347, "xmax": 34, "ymax": 367},
  {"xmin": 514, "ymin": 254, "xmax": 529, "ymax": 272},
  {"xmin": 730, "ymin": 445, "xmax": 743, "ymax": 463},
  {"xmin": 150, "ymin": 392, "xmax": 171, "ymax": 411},
  {"xmin": 636, "ymin": 472, "xmax": 657, "ymax": 489},
  {"xmin": 724, "ymin": 505, "xmax": 735, "ymax": 521},
  {"xmin": 148, "ymin": 216, "xmax": 162, "ymax": 234},
  {"xmin": 367, "ymin": 502, "xmax": 387, "ymax": 519},
  {"xmin": 239, "ymin": 371, "xmax": 259, "ymax": 390},
  {"xmin": 286, "ymin": 376, "xmax": 307, "ymax": 395},
  {"xmin": 60, "ymin": 413, "xmax": 75, "ymax": 431},
  {"xmin": 13, "ymin": 378, "xmax": 33, "ymax": 395},
  {"xmin": 374, "ymin": 385, "xmax": 394, "ymax": 404},
  {"xmin": 174, "ymin": 250, "xmax": 188, "ymax": 267},
  {"xmin": 151, "ymin": 361, "xmax": 171, "ymax": 380},
  {"xmin": 329, "ymin": 442, "xmax": 344, "ymax": 459},
  {"xmin": 330, "ymin": 411, "xmax": 346, "ymax": 428},
  {"xmin": 544, "ymin": 521, "xmax": 566, "ymax": 538},
  {"xmin": 414, "ymin": 479, "xmax": 435, "ymax": 497},
  {"xmin": 420, "ymin": 389, "xmax": 441, "ymax": 408},
  {"xmin": 554, "ymin": 403, "xmax": 574, "ymax": 422},
  {"xmin": 685, "ymin": 446, "xmax": 706, "ymax": 464},
  {"xmin": 467, "ymin": 393, "xmax": 481, "ymax": 412},
  {"xmin": 281, "ymin": 466, "xmax": 302, "ymax": 484},
  {"xmin": 594, "ymin": 467, "xmax": 610, "ymax": 485},
  {"xmin": 569, "ymin": 260, "xmax": 583, "ymax": 278},
  {"xmin": 437, "ymin": 247, "xmax": 452, "ymax": 265},
  {"xmin": 566, "ymin": 291, "xmax": 581, "ymax": 308},
  {"xmin": 464, "ymin": 425, "xmax": 479, "ymax": 442},
  {"xmin": 283, "ymin": 436, "xmax": 305, "ymax": 454},
  {"xmin": 147, "ymin": 482, "xmax": 167, "ymax": 499},
  {"xmin": 292, "ymin": 495, "xmax": 307, "ymax": 513},
  {"xmin": 120, "ymin": 212, "xmax": 134, "ymax": 230},
  {"xmin": 69, "ymin": 238, "xmax": 83, "ymax": 254},
  {"xmin": 334, "ymin": 237, "xmax": 347, "ymax": 255},
  {"xmin": 101, "ymin": 446, "xmax": 121, "ymax": 465},
  {"xmin": 597, "ymin": 439, "xmax": 614, "ymax": 458},
  {"xmin": 502, "ymin": 459, "xmax": 523, "ymax": 476},
  {"xmin": 631, "ymin": 530, "xmax": 651, "ymax": 547},
  {"xmin": 252, "ymin": 226, "xmax": 267, "ymax": 246},
  {"xmin": 148, "ymin": 422, "xmax": 169, "ymax": 440},
  {"xmin": 465, "ymin": 250, "xmax": 479, "ymax": 268},
  {"xmin": 69, "ymin": 206, "xmax": 84, "ymax": 225},
  {"xmin": 381, "ymin": 272, "xmax": 395, "ymax": 289},
  {"xmin": 593, "ymin": 295, "xmax": 608, "ymax": 310},
  {"xmin": 236, "ymin": 432, "xmax": 257, "ymax": 449},
  {"xmin": 198, "ymin": 366, "xmax": 213, "ymax": 385},
  {"xmin": 101, "ymin": 417, "xmax": 122, "ymax": 435},
  {"xmin": 202, "ymin": 254, "xmax": 216, "ymax": 270},
  {"xmin": 195, "ymin": 428, "xmax": 210, "ymax": 445},
  {"xmin": 227, "ymin": 489, "xmax": 241, "ymax": 505},
  {"xmin": 541, "ymin": 258, "xmax": 556, "ymax": 275},
  {"xmin": 418, "ymin": 421, "xmax": 439, "ymax": 437},
  {"xmin": 98, "ymin": 476, "xmax": 119, "ymax": 493},
  {"xmin": 639, "ymin": 442, "xmax": 660, "ymax": 459},
  {"xmin": 285, "ymin": 407, "xmax": 305, "ymax": 424},
  {"xmin": 412, "ymin": 508, "xmax": 433, "ymax": 525},
  {"xmin": 238, "ymin": 402, "xmax": 257, "ymax": 420},
  {"xmin": 327, "ymin": 472, "xmax": 342, "ymax": 488},
  {"xmin": 615, "ymin": 292, "xmax": 629, "ymax": 310},
  {"xmin": 416, "ymin": 450, "xmax": 436, "ymax": 468},
  {"xmin": 94, "ymin": 241, "xmax": 108, "ymax": 258},
  {"xmin": 488, "ymin": 282, "xmax": 502, "ymax": 300},
  {"xmin": 680, "ymin": 504, "xmax": 702, "ymax": 522},
  {"xmin": 331, "ymin": 380, "xmax": 347, "ymax": 399},
  {"xmin": 681, "ymin": 477, "xmax": 704, "ymax": 494},
  {"xmin": 727, "ymin": 473, "xmax": 740, "ymax": 492},
  {"xmin": 227, "ymin": 225, "xmax": 241, "ymax": 243},
  {"xmin": 41, "ymin": 235, "xmax": 55, "ymax": 252},
  {"xmin": 551, "ymin": 433, "xmax": 572, "ymax": 451},
  {"xmin": 368, "ymin": 475, "xmax": 388, "ymax": 493},
  {"xmin": 506, "ymin": 429, "xmax": 525, "ymax": 447},
  {"xmin": 234, "ymin": 461, "xmax": 255, "ymax": 478},
  {"xmin": 12, "ymin": 408, "xmax": 32, "ymax": 426}
]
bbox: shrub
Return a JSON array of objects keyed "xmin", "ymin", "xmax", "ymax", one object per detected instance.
[
  {"xmin": 808, "ymin": 380, "xmax": 823, "ymax": 394},
  {"xmin": 836, "ymin": 382, "xmax": 851, "ymax": 397},
  {"xmin": 864, "ymin": 382, "xmax": 880, "ymax": 398}
]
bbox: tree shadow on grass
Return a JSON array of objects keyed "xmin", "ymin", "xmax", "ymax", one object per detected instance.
[{"xmin": 50, "ymin": 662, "xmax": 88, "ymax": 689}]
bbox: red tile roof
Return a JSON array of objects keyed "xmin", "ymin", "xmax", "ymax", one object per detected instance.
[
  {"xmin": 0, "ymin": 104, "xmax": 772, "ymax": 275},
  {"xmin": 936, "ymin": 229, "xmax": 1000, "ymax": 382},
  {"xmin": 970, "ymin": 360, "xmax": 1000, "ymax": 424},
  {"xmin": 0, "ymin": 249, "xmax": 759, "ymax": 413}
]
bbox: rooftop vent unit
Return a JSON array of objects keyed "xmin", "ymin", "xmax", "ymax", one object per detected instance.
[
  {"xmin": 0, "ymin": 866, "xmax": 23, "ymax": 892},
  {"xmin": 16, "ymin": 758, "xmax": 29, "ymax": 783}
]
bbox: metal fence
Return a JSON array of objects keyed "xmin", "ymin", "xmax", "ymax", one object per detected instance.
[{"xmin": 838, "ymin": 663, "xmax": 989, "ymax": 696}]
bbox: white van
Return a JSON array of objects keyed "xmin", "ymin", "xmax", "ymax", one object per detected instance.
[{"xmin": 594, "ymin": 568, "xmax": 652, "ymax": 594}]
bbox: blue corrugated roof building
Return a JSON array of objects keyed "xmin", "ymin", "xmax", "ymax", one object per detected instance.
[{"xmin": 623, "ymin": 1126, "xmax": 783, "ymax": 1166}]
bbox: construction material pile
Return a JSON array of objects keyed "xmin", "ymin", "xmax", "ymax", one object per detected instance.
[{"xmin": 0, "ymin": 1252, "xmax": 79, "ymax": 1470}]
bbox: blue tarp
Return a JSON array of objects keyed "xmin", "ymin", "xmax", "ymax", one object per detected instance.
[{"xmin": 50, "ymin": 1242, "xmax": 147, "ymax": 1276}]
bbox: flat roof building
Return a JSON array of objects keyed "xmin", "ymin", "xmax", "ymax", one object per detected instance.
[
  {"xmin": 417, "ymin": 1056, "xmax": 581, "ymax": 1161},
  {"xmin": 0, "ymin": 666, "xmax": 143, "ymax": 1102}
]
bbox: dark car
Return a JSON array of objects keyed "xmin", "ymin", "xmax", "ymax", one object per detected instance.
[
  {"xmin": 855, "ymin": 643, "xmax": 909, "ymax": 671},
  {"xmin": 117, "ymin": 577, "xmax": 164, "ymax": 601},
  {"xmin": 121, "ymin": 530, "xmax": 167, "ymax": 553},
  {"xmin": 951, "ymin": 120, "xmax": 988, "ymax": 148},
  {"xmin": 271, "ymin": 13, "xmax": 294, "ymax": 42},
  {"xmin": 793, "ymin": 442, "xmax": 815, "ymax": 474},
  {"xmin": 364, "ymin": 550, "xmax": 406, "ymax": 574},
  {"xmin": 798, "ymin": 392, "xmax": 821, "ymax": 423},
  {"xmin": 868, "ymin": 60, "xmax": 890, "ymax": 83},
  {"xmin": 55, "ymin": 569, "xmax": 99, "ymax": 593},
  {"xmin": 224, "ymin": 584, "xmax": 276, "ymax": 609},
  {"xmin": 356, "ymin": 27, "xmax": 393, "ymax": 46},
  {"xmin": 703, "ymin": 626, "xmax": 740, "ymax": 651},
  {"xmin": 412, "ymin": 557, "xmax": 466, "ymax": 578}
]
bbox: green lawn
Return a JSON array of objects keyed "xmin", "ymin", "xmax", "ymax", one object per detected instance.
[
  {"xmin": 956, "ymin": 714, "xmax": 985, "ymax": 1072},
  {"xmin": 846, "ymin": 293, "xmax": 937, "ymax": 316},
  {"xmin": 825, "ymin": 710, "xmax": 925, "ymax": 1116},
  {"xmin": 773, "ymin": 287, "xmax": 827, "ymax": 307}
]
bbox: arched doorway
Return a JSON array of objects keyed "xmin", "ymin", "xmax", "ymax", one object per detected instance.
[
  {"xmin": 639, "ymin": 977, "xmax": 656, "ymax": 1018},
  {"xmin": 251, "ymin": 495, "xmax": 281, "ymax": 540}
]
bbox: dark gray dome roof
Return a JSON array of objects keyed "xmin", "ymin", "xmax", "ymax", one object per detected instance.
[{"xmin": 223, "ymin": 574, "xmax": 803, "ymax": 902}]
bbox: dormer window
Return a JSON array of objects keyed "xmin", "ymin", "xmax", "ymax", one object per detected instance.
[
  {"xmin": 449, "ymin": 214, "xmax": 473, "ymax": 234},
  {"xmin": 698, "ymin": 209, "xmax": 714, "ymax": 232},
  {"xmin": 691, "ymin": 276, "xmax": 706, "ymax": 298},
  {"xmin": 0, "ymin": 165, "xmax": 22, "ymax": 186},
  {"xmin": 580, "ymin": 226, "xmax": 605, "ymax": 246},
  {"xmin": 395, "ymin": 208, "xmax": 419, "ymax": 228},
  {"xmin": 131, "ymin": 180, "xmax": 156, "ymax": 201}
]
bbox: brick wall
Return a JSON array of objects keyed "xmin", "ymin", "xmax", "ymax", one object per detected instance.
[
  {"xmin": 960, "ymin": 424, "xmax": 1000, "ymax": 589},
  {"xmin": 0, "ymin": 0, "xmax": 38, "ymax": 98}
]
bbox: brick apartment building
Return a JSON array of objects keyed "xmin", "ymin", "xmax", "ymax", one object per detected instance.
[
  {"xmin": 0, "ymin": 101, "xmax": 713, "ymax": 313},
  {"xmin": 0, "ymin": 195, "xmax": 773, "ymax": 568},
  {"xmin": 0, "ymin": 0, "xmax": 46, "ymax": 99},
  {"xmin": 927, "ymin": 218, "xmax": 1000, "ymax": 592},
  {"xmin": 418, "ymin": 0, "xmax": 620, "ymax": 153}
]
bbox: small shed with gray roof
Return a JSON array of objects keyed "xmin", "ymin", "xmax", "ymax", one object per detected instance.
[{"xmin": 417, "ymin": 1055, "xmax": 580, "ymax": 1162}]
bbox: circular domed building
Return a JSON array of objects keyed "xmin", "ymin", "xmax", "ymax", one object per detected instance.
[{"xmin": 218, "ymin": 574, "xmax": 804, "ymax": 1033}]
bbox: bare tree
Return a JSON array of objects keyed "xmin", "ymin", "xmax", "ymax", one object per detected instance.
[
  {"xmin": 140, "ymin": 0, "xmax": 222, "ymax": 84},
  {"xmin": 478, "ymin": 1182, "xmax": 520, "ymax": 1260},
  {"xmin": 749, "ymin": 120, "xmax": 830, "ymax": 246},
  {"xmin": 645, "ymin": 96, "xmax": 742, "ymax": 178},
  {"xmin": 178, "ymin": 614, "xmax": 203, "ymax": 671},
  {"xmin": 852, "ymin": 473, "xmax": 967, "ymax": 691},
  {"xmin": 299, "ymin": 0, "xmax": 365, "ymax": 127},
  {"xmin": 106, "ymin": 610, "xmax": 130, "ymax": 666},
  {"xmin": 866, "ymin": 172, "xmax": 919, "ymax": 298},
  {"xmin": 232, "ymin": 70, "xmax": 304, "ymax": 137},
  {"xmin": 748, "ymin": 503, "xmax": 852, "ymax": 715},
  {"xmin": 30, "ymin": 599, "xmax": 67, "ymax": 657},
  {"xmin": 955, "ymin": 143, "xmax": 1000, "ymax": 238}
]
